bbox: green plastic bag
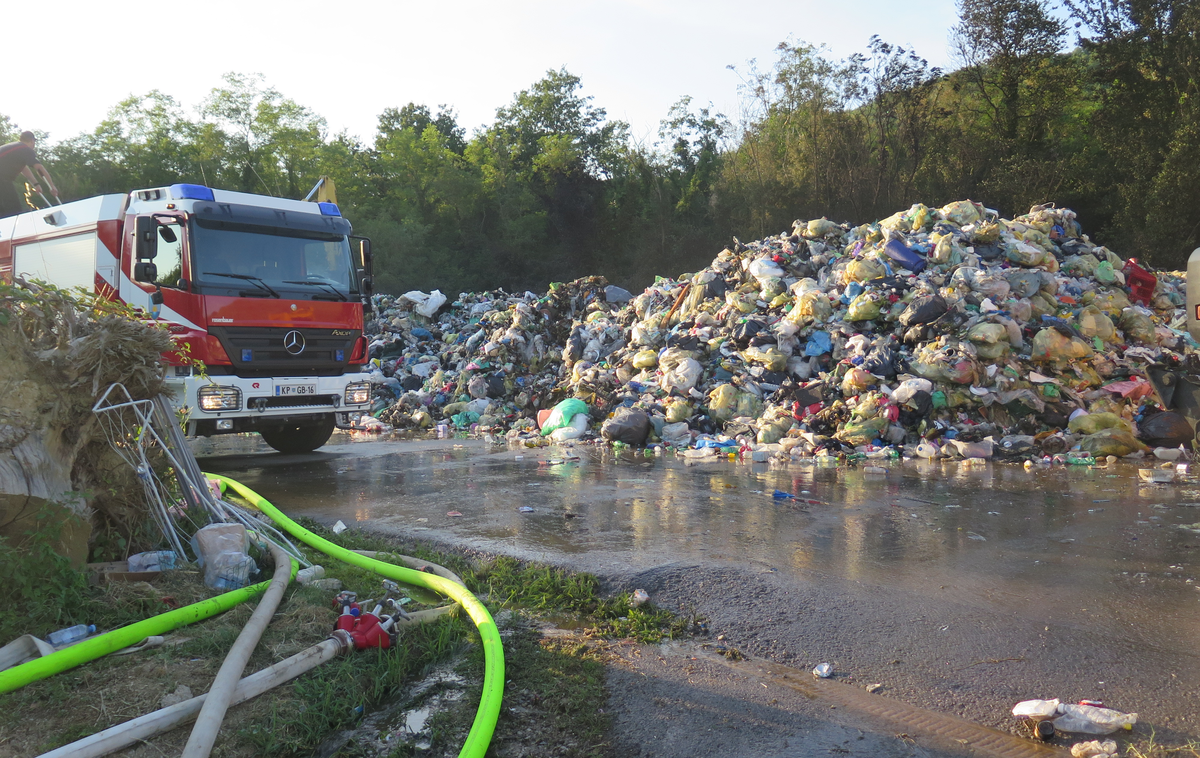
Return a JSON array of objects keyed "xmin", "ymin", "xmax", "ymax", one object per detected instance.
[
  {"xmin": 540, "ymin": 398, "xmax": 589, "ymax": 436},
  {"xmin": 1078, "ymin": 428, "xmax": 1147, "ymax": 457},
  {"xmin": 1030, "ymin": 328, "xmax": 1093, "ymax": 366},
  {"xmin": 835, "ymin": 417, "xmax": 889, "ymax": 446},
  {"xmin": 1119, "ymin": 307, "xmax": 1157, "ymax": 345},
  {"xmin": 1068, "ymin": 412, "xmax": 1132, "ymax": 435},
  {"xmin": 847, "ymin": 293, "xmax": 883, "ymax": 321}
]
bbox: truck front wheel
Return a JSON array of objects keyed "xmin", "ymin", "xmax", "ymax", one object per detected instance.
[{"xmin": 259, "ymin": 415, "xmax": 336, "ymax": 454}]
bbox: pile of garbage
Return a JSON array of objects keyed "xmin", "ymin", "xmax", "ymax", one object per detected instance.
[{"xmin": 361, "ymin": 199, "xmax": 1198, "ymax": 463}]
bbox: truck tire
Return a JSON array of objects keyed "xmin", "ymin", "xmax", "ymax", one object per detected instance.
[{"xmin": 260, "ymin": 415, "xmax": 336, "ymax": 454}]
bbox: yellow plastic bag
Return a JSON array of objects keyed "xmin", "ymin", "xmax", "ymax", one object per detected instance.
[{"xmin": 1068, "ymin": 412, "xmax": 1132, "ymax": 435}]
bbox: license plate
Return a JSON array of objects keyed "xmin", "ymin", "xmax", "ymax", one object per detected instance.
[{"xmin": 275, "ymin": 383, "xmax": 317, "ymax": 396}]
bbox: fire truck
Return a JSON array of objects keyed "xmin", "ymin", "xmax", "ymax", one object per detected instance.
[{"xmin": 0, "ymin": 183, "xmax": 374, "ymax": 453}]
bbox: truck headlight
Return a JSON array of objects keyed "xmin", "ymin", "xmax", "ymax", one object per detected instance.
[
  {"xmin": 344, "ymin": 382, "xmax": 371, "ymax": 406},
  {"xmin": 198, "ymin": 385, "xmax": 242, "ymax": 411}
]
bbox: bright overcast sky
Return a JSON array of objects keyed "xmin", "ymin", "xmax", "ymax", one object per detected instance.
[{"xmin": 13, "ymin": 0, "xmax": 963, "ymax": 147}]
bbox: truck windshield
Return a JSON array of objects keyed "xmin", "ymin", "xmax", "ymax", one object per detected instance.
[{"xmin": 189, "ymin": 218, "xmax": 357, "ymax": 299}]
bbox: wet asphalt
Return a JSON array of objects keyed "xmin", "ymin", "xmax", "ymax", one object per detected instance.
[{"xmin": 196, "ymin": 432, "xmax": 1200, "ymax": 749}]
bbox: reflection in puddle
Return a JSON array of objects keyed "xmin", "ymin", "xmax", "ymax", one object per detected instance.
[{"xmin": 208, "ymin": 443, "xmax": 1200, "ymax": 658}]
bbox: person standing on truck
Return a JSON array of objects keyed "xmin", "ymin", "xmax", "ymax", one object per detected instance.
[{"xmin": 0, "ymin": 131, "xmax": 60, "ymax": 218}]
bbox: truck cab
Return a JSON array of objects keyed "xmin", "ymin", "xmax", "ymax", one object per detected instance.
[{"xmin": 0, "ymin": 183, "xmax": 375, "ymax": 453}]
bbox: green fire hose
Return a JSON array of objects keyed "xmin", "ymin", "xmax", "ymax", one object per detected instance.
[
  {"xmin": 0, "ymin": 567, "xmax": 295, "ymax": 695},
  {"xmin": 207, "ymin": 473, "xmax": 505, "ymax": 758},
  {"xmin": 0, "ymin": 476, "xmax": 503, "ymax": 758}
]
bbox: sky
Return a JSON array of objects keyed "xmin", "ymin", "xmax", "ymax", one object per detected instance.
[{"xmin": 11, "ymin": 0, "xmax": 962, "ymax": 148}]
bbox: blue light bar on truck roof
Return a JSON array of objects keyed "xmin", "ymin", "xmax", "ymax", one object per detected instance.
[
  {"xmin": 170, "ymin": 184, "xmax": 216, "ymax": 201},
  {"xmin": 317, "ymin": 202, "xmax": 341, "ymax": 216}
]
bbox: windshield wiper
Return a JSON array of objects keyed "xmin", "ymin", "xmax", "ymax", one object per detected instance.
[
  {"xmin": 202, "ymin": 272, "xmax": 280, "ymax": 298},
  {"xmin": 283, "ymin": 279, "xmax": 349, "ymax": 302}
]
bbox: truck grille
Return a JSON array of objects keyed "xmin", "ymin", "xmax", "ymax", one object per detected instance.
[{"xmin": 209, "ymin": 326, "xmax": 359, "ymax": 378}]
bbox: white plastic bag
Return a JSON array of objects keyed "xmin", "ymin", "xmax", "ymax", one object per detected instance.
[
  {"xmin": 1071, "ymin": 740, "xmax": 1118, "ymax": 758},
  {"xmin": 1012, "ymin": 698, "xmax": 1060, "ymax": 720},
  {"xmin": 1053, "ymin": 703, "xmax": 1137, "ymax": 735}
]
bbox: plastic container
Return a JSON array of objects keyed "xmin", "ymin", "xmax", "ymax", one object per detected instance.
[
  {"xmin": 1122, "ymin": 258, "xmax": 1156, "ymax": 305},
  {"xmin": 47, "ymin": 624, "xmax": 96, "ymax": 647},
  {"xmin": 882, "ymin": 238, "xmax": 926, "ymax": 273}
]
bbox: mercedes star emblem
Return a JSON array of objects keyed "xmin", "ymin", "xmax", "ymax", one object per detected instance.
[{"xmin": 283, "ymin": 330, "xmax": 306, "ymax": 355}]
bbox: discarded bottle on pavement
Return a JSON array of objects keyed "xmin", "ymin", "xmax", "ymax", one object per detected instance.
[{"xmin": 48, "ymin": 623, "xmax": 96, "ymax": 647}]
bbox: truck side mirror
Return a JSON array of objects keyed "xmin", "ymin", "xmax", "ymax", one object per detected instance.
[
  {"xmin": 134, "ymin": 261, "xmax": 158, "ymax": 283},
  {"xmin": 135, "ymin": 216, "xmax": 158, "ymax": 260}
]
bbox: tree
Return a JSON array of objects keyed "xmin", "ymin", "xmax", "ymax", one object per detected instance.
[
  {"xmin": 951, "ymin": 0, "xmax": 1067, "ymax": 144},
  {"xmin": 377, "ymin": 104, "xmax": 466, "ymax": 154},
  {"xmin": 1062, "ymin": 0, "xmax": 1200, "ymax": 263},
  {"xmin": 198, "ymin": 72, "xmax": 327, "ymax": 197}
]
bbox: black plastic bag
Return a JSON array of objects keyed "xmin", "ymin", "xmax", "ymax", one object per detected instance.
[
  {"xmin": 1139, "ymin": 411, "xmax": 1194, "ymax": 447},
  {"xmin": 899, "ymin": 295, "xmax": 948, "ymax": 328},
  {"xmin": 601, "ymin": 407, "xmax": 651, "ymax": 446}
]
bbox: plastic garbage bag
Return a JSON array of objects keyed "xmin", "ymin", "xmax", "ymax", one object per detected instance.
[
  {"xmin": 1031, "ymin": 328, "xmax": 1093, "ymax": 366},
  {"xmin": 400, "ymin": 289, "xmax": 446, "ymax": 318},
  {"xmin": 661, "ymin": 421, "xmax": 691, "ymax": 447},
  {"xmin": 664, "ymin": 398, "xmax": 692, "ymax": 423},
  {"xmin": 1070, "ymin": 740, "xmax": 1119, "ymax": 758},
  {"xmin": 205, "ymin": 550, "xmax": 257, "ymax": 591},
  {"xmin": 541, "ymin": 398, "xmax": 589, "ymax": 436},
  {"xmin": 1089, "ymin": 288, "xmax": 1131, "ymax": 317},
  {"xmin": 805, "ymin": 331, "xmax": 833, "ymax": 356},
  {"xmin": 661, "ymin": 355, "xmax": 702, "ymax": 393},
  {"xmin": 1139, "ymin": 411, "xmax": 1193, "ymax": 447},
  {"xmin": 1076, "ymin": 305, "xmax": 1115, "ymax": 341},
  {"xmin": 632, "ymin": 349, "xmax": 658, "ymax": 369},
  {"xmin": 1069, "ymin": 412, "xmax": 1132, "ymax": 435},
  {"xmin": 1078, "ymin": 428, "xmax": 1148, "ymax": 457},
  {"xmin": 841, "ymin": 367, "xmax": 875, "ymax": 395},
  {"xmin": 1119, "ymin": 307, "xmax": 1157, "ymax": 344},
  {"xmin": 191, "ymin": 523, "xmax": 249, "ymax": 570},
  {"xmin": 743, "ymin": 345, "xmax": 788, "ymax": 372},
  {"xmin": 893, "ymin": 378, "xmax": 933, "ymax": 405},
  {"xmin": 1052, "ymin": 703, "xmax": 1137, "ymax": 735},
  {"xmin": 940, "ymin": 199, "xmax": 983, "ymax": 226},
  {"xmin": 602, "ymin": 407, "xmax": 651, "ymax": 446},
  {"xmin": 549, "ymin": 413, "xmax": 590, "ymax": 441},
  {"xmin": 806, "ymin": 218, "xmax": 840, "ymax": 238},
  {"xmin": 835, "ymin": 417, "xmax": 889, "ymax": 446},
  {"xmin": 847, "ymin": 292, "xmax": 883, "ymax": 321},
  {"xmin": 708, "ymin": 384, "xmax": 739, "ymax": 422},
  {"xmin": 899, "ymin": 295, "xmax": 948, "ymax": 328},
  {"xmin": 967, "ymin": 322, "xmax": 1010, "ymax": 361},
  {"xmin": 604, "ymin": 285, "xmax": 633, "ymax": 303},
  {"xmin": 1012, "ymin": 699, "xmax": 1060, "ymax": 720},
  {"xmin": 846, "ymin": 257, "xmax": 886, "ymax": 282},
  {"xmin": 796, "ymin": 290, "xmax": 832, "ymax": 320}
]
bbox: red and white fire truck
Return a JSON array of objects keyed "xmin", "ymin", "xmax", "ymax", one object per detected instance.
[{"xmin": 0, "ymin": 183, "xmax": 374, "ymax": 453}]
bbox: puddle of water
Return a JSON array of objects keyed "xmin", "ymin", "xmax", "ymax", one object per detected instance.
[{"xmin": 206, "ymin": 442, "xmax": 1200, "ymax": 666}]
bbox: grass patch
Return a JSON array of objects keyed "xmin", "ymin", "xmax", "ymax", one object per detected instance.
[
  {"xmin": 465, "ymin": 555, "xmax": 692, "ymax": 643},
  {"xmin": 1, "ymin": 519, "xmax": 695, "ymax": 757}
]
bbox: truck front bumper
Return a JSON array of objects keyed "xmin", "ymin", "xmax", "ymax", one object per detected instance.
[{"xmin": 166, "ymin": 370, "xmax": 373, "ymax": 436}]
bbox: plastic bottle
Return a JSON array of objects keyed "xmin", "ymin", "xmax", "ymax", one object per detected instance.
[
  {"xmin": 48, "ymin": 623, "xmax": 96, "ymax": 647},
  {"xmin": 296, "ymin": 565, "xmax": 326, "ymax": 585}
]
